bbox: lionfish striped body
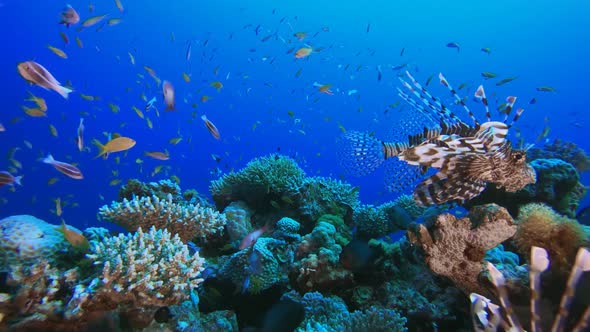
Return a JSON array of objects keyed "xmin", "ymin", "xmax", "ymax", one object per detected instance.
[{"xmin": 339, "ymin": 71, "xmax": 536, "ymax": 206}]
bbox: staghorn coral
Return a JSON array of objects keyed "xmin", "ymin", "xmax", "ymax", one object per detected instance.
[
  {"xmin": 0, "ymin": 215, "xmax": 72, "ymax": 269},
  {"xmin": 407, "ymin": 204, "xmax": 517, "ymax": 296},
  {"xmin": 209, "ymin": 154, "xmax": 306, "ymax": 211},
  {"xmin": 513, "ymin": 203, "xmax": 588, "ymax": 272},
  {"xmin": 98, "ymin": 195, "xmax": 226, "ymax": 244},
  {"xmin": 80, "ymin": 227, "xmax": 205, "ymax": 318}
]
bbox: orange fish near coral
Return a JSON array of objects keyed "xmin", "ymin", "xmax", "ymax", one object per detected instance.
[{"xmin": 58, "ymin": 221, "xmax": 89, "ymax": 251}]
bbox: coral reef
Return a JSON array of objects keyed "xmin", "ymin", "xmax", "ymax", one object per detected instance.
[
  {"xmin": 0, "ymin": 261, "xmax": 79, "ymax": 330},
  {"xmin": 219, "ymin": 237, "xmax": 293, "ymax": 294},
  {"xmin": 354, "ymin": 201, "xmax": 413, "ymax": 240},
  {"xmin": 466, "ymin": 158, "xmax": 587, "ymax": 218},
  {"xmin": 392, "ymin": 194, "xmax": 427, "ymax": 219},
  {"xmin": 527, "ymin": 139, "xmax": 590, "ymax": 172},
  {"xmin": 407, "ymin": 204, "xmax": 517, "ymax": 296},
  {"xmin": 223, "ymin": 201, "xmax": 255, "ymax": 247},
  {"xmin": 316, "ymin": 214, "xmax": 351, "ymax": 247},
  {"xmin": 98, "ymin": 195, "xmax": 226, "ymax": 244},
  {"xmin": 210, "ymin": 154, "xmax": 306, "ymax": 211},
  {"xmin": 296, "ymin": 176, "xmax": 359, "ymax": 225},
  {"xmin": 84, "ymin": 227, "xmax": 205, "ymax": 310},
  {"xmin": 0, "ymin": 215, "xmax": 72, "ymax": 269},
  {"xmin": 119, "ymin": 179, "xmax": 182, "ymax": 202},
  {"xmin": 292, "ymin": 221, "xmax": 353, "ymax": 292},
  {"xmin": 513, "ymin": 203, "xmax": 588, "ymax": 272},
  {"xmin": 283, "ymin": 291, "xmax": 407, "ymax": 331}
]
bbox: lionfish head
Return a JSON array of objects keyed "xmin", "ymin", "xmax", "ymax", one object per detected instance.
[{"xmin": 496, "ymin": 150, "xmax": 536, "ymax": 192}]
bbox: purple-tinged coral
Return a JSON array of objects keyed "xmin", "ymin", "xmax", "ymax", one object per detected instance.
[
  {"xmin": 98, "ymin": 195, "xmax": 226, "ymax": 243},
  {"xmin": 0, "ymin": 215, "xmax": 72, "ymax": 268},
  {"xmin": 407, "ymin": 204, "xmax": 516, "ymax": 296}
]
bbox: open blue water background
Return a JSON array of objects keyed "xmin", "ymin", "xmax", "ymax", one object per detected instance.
[{"xmin": 0, "ymin": 0, "xmax": 588, "ymax": 230}]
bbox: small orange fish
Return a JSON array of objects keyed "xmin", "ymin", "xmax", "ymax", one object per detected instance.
[
  {"xmin": 58, "ymin": 221, "xmax": 89, "ymax": 251},
  {"xmin": 210, "ymin": 81, "xmax": 223, "ymax": 91},
  {"xmin": 295, "ymin": 47, "xmax": 312, "ymax": 59},
  {"xmin": 318, "ymin": 84, "xmax": 333, "ymax": 95},
  {"xmin": 201, "ymin": 115, "xmax": 220, "ymax": 140}
]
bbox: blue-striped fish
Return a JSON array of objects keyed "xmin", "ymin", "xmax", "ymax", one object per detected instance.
[{"xmin": 339, "ymin": 71, "xmax": 536, "ymax": 206}]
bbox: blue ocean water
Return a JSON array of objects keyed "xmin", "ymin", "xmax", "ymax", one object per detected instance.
[{"xmin": 1, "ymin": 0, "xmax": 589, "ymax": 231}]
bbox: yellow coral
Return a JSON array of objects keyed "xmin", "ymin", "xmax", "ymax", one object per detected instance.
[{"xmin": 513, "ymin": 203, "xmax": 588, "ymax": 272}]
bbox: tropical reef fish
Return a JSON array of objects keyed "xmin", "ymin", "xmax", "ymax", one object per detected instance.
[
  {"xmin": 294, "ymin": 47, "xmax": 312, "ymax": 59},
  {"xmin": 58, "ymin": 221, "xmax": 89, "ymax": 251},
  {"xmin": 145, "ymin": 151, "xmax": 170, "ymax": 160},
  {"xmin": 145, "ymin": 96, "xmax": 157, "ymax": 111},
  {"xmin": 42, "ymin": 154, "xmax": 83, "ymax": 179},
  {"xmin": 17, "ymin": 61, "xmax": 73, "ymax": 99},
  {"xmin": 339, "ymin": 71, "xmax": 536, "ymax": 206},
  {"xmin": 239, "ymin": 224, "xmax": 269, "ymax": 250},
  {"xmin": 481, "ymin": 47, "xmax": 491, "ymax": 54},
  {"xmin": 76, "ymin": 118, "xmax": 85, "ymax": 151},
  {"xmin": 446, "ymin": 42, "xmax": 460, "ymax": 52},
  {"xmin": 201, "ymin": 115, "xmax": 220, "ymax": 140},
  {"xmin": 496, "ymin": 77, "xmax": 518, "ymax": 86},
  {"xmin": 59, "ymin": 4, "xmax": 80, "ymax": 27},
  {"xmin": 81, "ymin": 14, "xmax": 108, "ymax": 27},
  {"xmin": 536, "ymin": 86, "xmax": 557, "ymax": 92},
  {"xmin": 94, "ymin": 136, "xmax": 136, "ymax": 158},
  {"xmin": 47, "ymin": 45, "xmax": 68, "ymax": 59},
  {"xmin": 162, "ymin": 80, "xmax": 175, "ymax": 111},
  {"xmin": 0, "ymin": 171, "xmax": 22, "ymax": 187}
]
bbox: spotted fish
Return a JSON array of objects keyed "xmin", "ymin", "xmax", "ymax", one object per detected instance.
[{"xmin": 339, "ymin": 71, "xmax": 536, "ymax": 206}]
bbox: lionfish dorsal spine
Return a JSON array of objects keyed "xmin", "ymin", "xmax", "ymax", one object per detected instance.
[
  {"xmin": 508, "ymin": 108, "xmax": 525, "ymax": 128},
  {"xmin": 474, "ymin": 85, "xmax": 491, "ymax": 122},
  {"xmin": 399, "ymin": 72, "xmax": 464, "ymax": 131},
  {"xmin": 382, "ymin": 141, "xmax": 411, "ymax": 158},
  {"xmin": 438, "ymin": 72, "xmax": 480, "ymax": 127},
  {"xmin": 501, "ymin": 96, "xmax": 517, "ymax": 124}
]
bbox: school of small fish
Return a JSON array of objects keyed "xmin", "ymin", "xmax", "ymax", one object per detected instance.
[{"xmin": 2, "ymin": 2, "xmax": 562, "ymax": 219}]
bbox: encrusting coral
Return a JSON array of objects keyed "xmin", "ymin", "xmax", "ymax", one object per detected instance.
[
  {"xmin": 527, "ymin": 139, "xmax": 590, "ymax": 173},
  {"xmin": 513, "ymin": 203, "xmax": 588, "ymax": 272},
  {"xmin": 407, "ymin": 204, "xmax": 517, "ymax": 296},
  {"xmin": 98, "ymin": 194, "xmax": 226, "ymax": 243}
]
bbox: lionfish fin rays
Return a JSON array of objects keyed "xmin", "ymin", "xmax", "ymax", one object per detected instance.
[
  {"xmin": 413, "ymin": 171, "xmax": 487, "ymax": 206},
  {"xmin": 337, "ymin": 131, "xmax": 386, "ymax": 176}
]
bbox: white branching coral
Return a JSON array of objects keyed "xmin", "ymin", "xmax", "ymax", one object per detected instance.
[
  {"xmin": 85, "ymin": 227, "xmax": 205, "ymax": 309},
  {"xmin": 98, "ymin": 195, "xmax": 226, "ymax": 243}
]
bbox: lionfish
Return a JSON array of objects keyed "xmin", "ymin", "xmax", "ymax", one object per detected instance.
[{"xmin": 339, "ymin": 71, "xmax": 536, "ymax": 206}]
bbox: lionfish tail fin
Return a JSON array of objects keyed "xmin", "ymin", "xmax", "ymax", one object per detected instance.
[{"xmin": 338, "ymin": 131, "xmax": 386, "ymax": 176}]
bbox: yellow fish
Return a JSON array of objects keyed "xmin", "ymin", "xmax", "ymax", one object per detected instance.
[
  {"xmin": 48, "ymin": 177, "xmax": 59, "ymax": 185},
  {"xmin": 27, "ymin": 92, "xmax": 48, "ymax": 111},
  {"xmin": 109, "ymin": 179, "xmax": 122, "ymax": 186},
  {"xmin": 55, "ymin": 198, "xmax": 62, "ymax": 216},
  {"xmin": 75, "ymin": 36, "xmax": 83, "ymax": 48},
  {"xmin": 201, "ymin": 95, "xmax": 210, "ymax": 102},
  {"xmin": 94, "ymin": 136, "xmax": 136, "ymax": 158},
  {"xmin": 49, "ymin": 124, "xmax": 58, "ymax": 137},
  {"xmin": 132, "ymin": 106, "xmax": 144, "ymax": 119},
  {"xmin": 210, "ymin": 81, "xmax": 223, "ymax": 91},
  {"xmin": 58, "ymin": 221, "xmax": 89, "ymax": 251},
  {"xmin": 169, "ymin": 137, "xmax": 182, "ymax": 145},
  {"xmin": 22, "ymin": 106, "xmax": 47, "ymax": 117},
  {"xmin": 48, "ymin": 45, "xmax": 68, "ymax": 59},
  {"xmin": 146, "ymin": 117, "xmax": 153, "ymax": 129},
  {"xmin": 81, "ymin": 14, "xmax": 108, "ymax": 27},
  {"xmin": 182, "ymin": 72, "xmax": 191, "ymax": 83},
  {"xmin": 107, "ymin": 18, "xmax": 122, "ymax": 26},
  {"xmin": 115, "ymin": 0, "xmax": 124, "ymax": 12}
]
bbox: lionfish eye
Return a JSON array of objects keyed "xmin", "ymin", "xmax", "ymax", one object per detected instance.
[{"xmin": 513, "ymin": 153, "xmax": 523, "ymax": 161}]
